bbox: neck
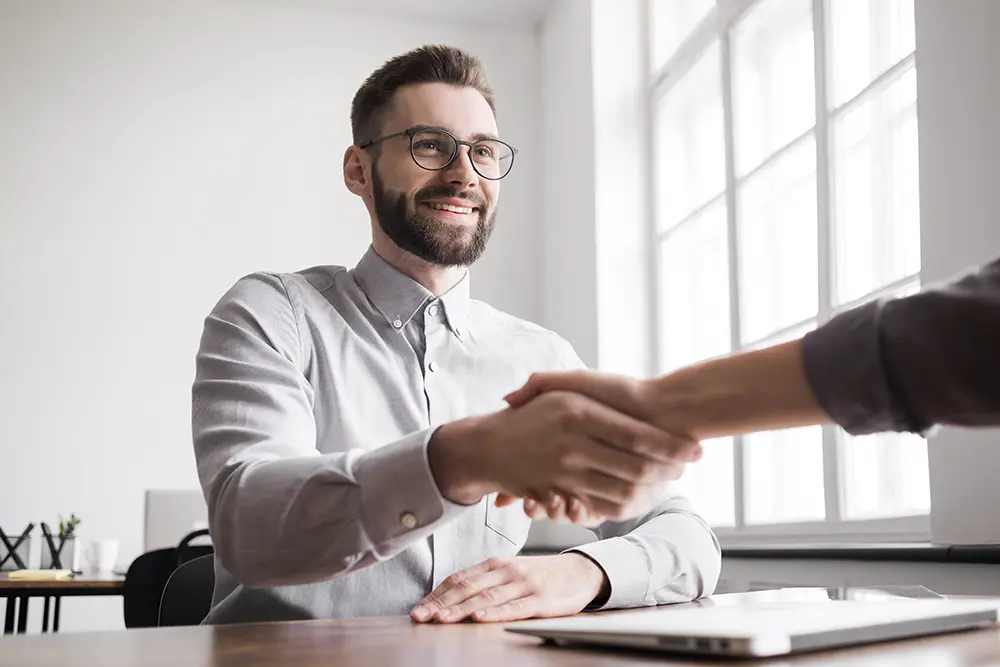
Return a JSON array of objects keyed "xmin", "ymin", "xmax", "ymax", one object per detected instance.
[{"xmin": 371, "ymin": 237, "xmax": 468, "ymax": 297}]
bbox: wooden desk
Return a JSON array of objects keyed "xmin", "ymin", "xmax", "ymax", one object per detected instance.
[
  {"xmin": 1, "ymin": 601, "xmax": 1000, "ymax": 667},
  {"xmin": 0, "ymin": 573, "xmax": 124, "ymax": 635}
]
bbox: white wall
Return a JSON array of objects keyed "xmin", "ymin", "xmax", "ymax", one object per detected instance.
[
  {"xmin": 538, "ymin": 0, "xmax": 650, "ymax": 375},
  {"xmin": 539, "ymin": 0, "xmax": 599, "ymax": 366},
  {"xmin": 0, "ymin": 0, "xmax": 542, "ymax": 632},
  {"xmin": 915, "ymin": 0, "xmax": 1000, "ymax": 545}
]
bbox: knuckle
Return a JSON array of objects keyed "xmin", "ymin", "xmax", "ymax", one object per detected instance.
[
  {"xmin": 638, "ymin": 458, "xmax": 660, "ymax": 480},
  {"xmin": 553, "ymin": 395, "xmax": 585, "ymax": 425},
  {"xmin": 507, "ymin": 560, "xmax": 528, "ymax": 579},
  {"xmin": 555, "ymin": 445, "xmax": 578, "ymax": 468},
  {"xmin": 524, "ymin": 574, "xmax": 544, "ymax": 592},
  {"xmin": 487, "ymin": 556, "xmax": 510, "ymax": 569}
]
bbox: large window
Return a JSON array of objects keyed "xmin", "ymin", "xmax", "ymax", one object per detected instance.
[{"xmin": 650, "ymin": 0, "xmax": 926, "ymax": 540}]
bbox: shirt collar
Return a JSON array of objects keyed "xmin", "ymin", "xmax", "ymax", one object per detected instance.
[{"xmin": 352, "ymin": 246, "xmax": 470, "ymax": 334}]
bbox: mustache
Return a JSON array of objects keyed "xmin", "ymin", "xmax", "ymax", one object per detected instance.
[{"xmin": 416, "ymin": 186, "xmax": 488, "ymax": 210}]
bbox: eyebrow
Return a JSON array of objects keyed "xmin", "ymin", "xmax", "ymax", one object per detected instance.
[{"xmin": 412, "ymin": 124, "xmax": 500, "ymax": 142}]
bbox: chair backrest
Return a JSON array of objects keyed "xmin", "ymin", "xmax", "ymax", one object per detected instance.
[
  {"xmin": 123, "ymin": 548, "xmax": 181, "ymax": 628},
  {"xmin": 123, "ymin": 529, "xmax": 213, "ymax": 629},
  {"xmin": 158, "ymin": 553, "xmax": 215, "ymax": 627}
]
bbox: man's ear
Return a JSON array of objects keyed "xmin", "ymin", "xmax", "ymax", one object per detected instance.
[{"xmin": 343, "ymin": 146, "xmax": 371, "ymax": 197}]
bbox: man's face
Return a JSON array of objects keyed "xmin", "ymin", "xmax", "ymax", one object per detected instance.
[{"xmin": 369, "ymin": 83, "xmax": 501, "ymax": 267}]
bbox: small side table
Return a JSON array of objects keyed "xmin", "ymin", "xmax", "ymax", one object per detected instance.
[{"xmin": 0, "ymin": 572, "xmax": 124, "ymax": 634}]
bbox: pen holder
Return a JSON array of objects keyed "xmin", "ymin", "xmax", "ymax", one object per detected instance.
[
  {"xmin": 0, "ymin": 534, "xmax": 31, "ymax": 571},
  {"xmin": 41, "ymin": 534, "xmax": 78, "ymax": 571}
]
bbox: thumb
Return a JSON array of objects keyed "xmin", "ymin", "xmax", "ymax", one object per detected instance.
[{"xmin": 503, "ymin": 373, "xmax": 549, "ymax": 407}]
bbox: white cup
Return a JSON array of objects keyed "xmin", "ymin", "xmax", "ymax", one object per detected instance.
[{"xmin": 86, "ymin": 540, "xmax": 119, "ymax": 573}]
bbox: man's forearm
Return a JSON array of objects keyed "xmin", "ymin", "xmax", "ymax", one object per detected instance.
[{"xmin": 649, "ymin": 341, "xmax": 830, "ymax": 441}]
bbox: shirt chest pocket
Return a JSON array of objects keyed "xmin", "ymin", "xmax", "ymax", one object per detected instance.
[{"xmin": 483, "ymin": 493, "xmax": 533, "ymax": 554}]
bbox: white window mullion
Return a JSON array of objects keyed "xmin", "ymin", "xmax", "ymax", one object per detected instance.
[
  {"xmin": 643, "ymin": 0, "xmax": 662, "ymax": 377},
  {"xmin": 720, "ymin": 28, "xmax": 746, "ymax": 529},
  {"xmin": 813, "ymin": 0, "xmax": 841, "ymax": 525}
]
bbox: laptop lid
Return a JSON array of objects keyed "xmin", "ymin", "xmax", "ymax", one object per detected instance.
[{"xmin": 505, "ymin": 589, "xmax": 1000, "ymax": 658}]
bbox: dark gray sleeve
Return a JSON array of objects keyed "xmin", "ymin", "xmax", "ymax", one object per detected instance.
[{"xmin": 801, "ymin": 257, "xmax": 1000, "ymax": 435}]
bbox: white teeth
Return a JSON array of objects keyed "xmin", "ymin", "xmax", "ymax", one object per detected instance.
[{"xmin": 428, "ymin": 203, "xmax": 474, "ymax": 214}]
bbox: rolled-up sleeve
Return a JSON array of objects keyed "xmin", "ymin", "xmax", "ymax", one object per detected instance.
[
  {"xmin": 802, "ymin": 257, "xmax": 1000, "ymax": 435},
  {"xmin": 192, "ymin": 273, "xmax": 467, "ymax": 588}
]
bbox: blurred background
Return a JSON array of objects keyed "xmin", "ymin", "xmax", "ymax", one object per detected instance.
[{"xmin": 2, "ymin": 0, "xmax": 998, "ymax": 633}]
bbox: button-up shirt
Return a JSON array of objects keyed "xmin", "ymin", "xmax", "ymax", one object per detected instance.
[{"xmin": 192, "ymin": 247, "xmax": 721, "ymax": 624}]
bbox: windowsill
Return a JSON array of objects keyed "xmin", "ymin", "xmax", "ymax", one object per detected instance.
[
  {"xmin": 520, "ymin": 543, "xmax": 1000, "ymax": 564},
  {"xmin": 722, "ymin": 543, "xmax": 1000, "ymax": 564}
]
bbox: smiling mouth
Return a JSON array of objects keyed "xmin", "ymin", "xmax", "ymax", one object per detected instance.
[{"xmin": 424, "ymin": 202, "xmax": 478, "ymax": 215}]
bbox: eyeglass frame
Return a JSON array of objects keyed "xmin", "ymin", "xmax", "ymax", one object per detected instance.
[{"xmin": 358, "ymin": 125, "xmax": 518, "ymax": 181}]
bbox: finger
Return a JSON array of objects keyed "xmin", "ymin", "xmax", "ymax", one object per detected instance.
[
  {"xmin": 412, "ymin": 559, "xmax": 506, "ymax": 620},
  {"xmin": 503, "ymin": 376, "xmax": 543, "ymax": 407},
  {"xmin": 494, "ymin": 493, "xmax": 520, "ymax": 507},
  {"xmin": 555, "ymin": 495, "xmax": 605, "ymax": 527},
  {"xmin": 574, "ymin": 399, "xmax": 701, "ymax": 464},
  {"xmin": 471, "ymin": 597, "xmax": 535, "ymax": 623},
  {"xmin": 583, "ymin": 490, "xmax": 660, "ymax": 522},
  {"xmin": 567, "ymin": 496, "xmax": 603, "ymax": 527},
  {"xmin": 564, "ymin": 438, "xmax": 657, "ymax": 485},
  {"xmin": 544, "ymin": 492, "xmax": 568, "ymax": 522},
  {"xmin": 437, "ymin": 583, "xmax": 525, "ymax": 623},
  {"xmin": 522, "ymin": 498, "xmax": 548, "ymax": 520}
]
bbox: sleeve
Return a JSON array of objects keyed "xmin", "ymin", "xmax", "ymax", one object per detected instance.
[
  {"xmin": 549, "ymin": 338, "xmax": 723, "ymax": 609},
  {"xmin": 565, "ymin": 491, "xmax": 722, "ymax": 610},
  {"xmin": 801, "ymin": 256, "xmax": 1000, "ymax": 435},
  {"xmin": 192, "ymin": 273, "xmax": 468, "ymax": 588}
]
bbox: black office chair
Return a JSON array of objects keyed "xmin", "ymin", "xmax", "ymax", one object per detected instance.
[
  {"xmin": 123, "ymin": 529, "xmax": 213, "ymax": 628},
  {"xmin": 158, "ymin": 553, "xmax": 215, "ymax": 627}
]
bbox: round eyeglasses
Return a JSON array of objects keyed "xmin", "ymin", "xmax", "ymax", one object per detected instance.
[{"xmin": 359, "ymin": 126, "xmax": 517, "ymax": 180}]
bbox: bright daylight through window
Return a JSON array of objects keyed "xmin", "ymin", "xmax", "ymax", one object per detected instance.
[{"xmin": 650, "ymin": 0, "xmax": 926, "ymax": 539}]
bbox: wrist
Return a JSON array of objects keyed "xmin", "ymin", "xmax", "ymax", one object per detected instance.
[
  {"xmin": 564, "ymin": 553, "xmax": 610, "ymax": 606},
  {"xmin": 427, "ymin": 415, "xmax": 496, "ymax": 505}
]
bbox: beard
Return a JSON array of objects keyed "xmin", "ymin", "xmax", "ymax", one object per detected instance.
[{"xmin": 371, "ymin": 165, "xmax": 496, "ymax": 267}]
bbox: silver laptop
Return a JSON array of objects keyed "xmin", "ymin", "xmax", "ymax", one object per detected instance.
[{"xmin": 505, "ymin": 587, "xmax": 1000, "ymax": 658}]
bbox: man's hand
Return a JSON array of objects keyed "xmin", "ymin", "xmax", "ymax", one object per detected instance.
[
  {"xmin": 428, "ymin": 391, "xmax": 701, "ymax": 521},
  {"xmin": 495, "ymin": 371, "xmax": 696, "ymax": 520},
  {"xmin": 410, "ymin": 554, "xmax": 608, "ymax": 624}
]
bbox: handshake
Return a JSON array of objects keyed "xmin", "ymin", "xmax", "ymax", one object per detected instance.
[
  {"xmin": 428, "ymin": 339, "xmax": 824, "ymax": 527},
  {"xmin": 427, "ymin": 369, "xmax": 707, "ymax": 528}
]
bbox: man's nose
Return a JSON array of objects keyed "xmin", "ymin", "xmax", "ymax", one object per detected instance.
[{"xmin": 442, "ymin": 145, "xmax": 480, "ymax": 189}]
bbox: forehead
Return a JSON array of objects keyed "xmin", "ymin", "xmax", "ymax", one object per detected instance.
[{"xmin": 384, "ymin": 82, "xmax": 498, "ymax": 139}]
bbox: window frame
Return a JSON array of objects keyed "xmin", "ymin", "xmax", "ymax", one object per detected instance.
[{"xmin": 646, "ymin": 0, "xmax": 926, "ymax": 543}]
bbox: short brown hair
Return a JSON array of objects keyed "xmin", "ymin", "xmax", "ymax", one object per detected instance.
[{"xmin": 350, "ymin": 45, "xmax": 496, "ymax": 146}]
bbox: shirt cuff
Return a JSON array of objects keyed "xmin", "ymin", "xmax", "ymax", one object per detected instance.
[
  {"xmin": 801, "ymin": 300, "xmax": 928, "ymax": 435},
  {"xmin": 353, "ymin": 427, "xmax": 468, "ymax": 556},
  {"xmin": 564, "ymin": 537, "xmax": 649, "ymax": 611}
]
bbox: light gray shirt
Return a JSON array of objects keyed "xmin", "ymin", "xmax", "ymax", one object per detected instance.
[{"xmin": 192, "ymin": 247, "xmax": 721, "ymax": 624}]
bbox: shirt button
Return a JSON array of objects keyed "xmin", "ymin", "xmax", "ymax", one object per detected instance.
[
  {"xmin": 400, "ymin": 512, "xmax": 418, "ymax": 529},
  {"xmin": 428, "ymin": 361, "xmax": 438, "ymax": 373},
  {"xmin": 392, "ymin": 318, "xmax": 403, "ymax": 329},
  {"xmin": 427, "ymin": 305, "xmax": 439, "ymax": 317}
]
